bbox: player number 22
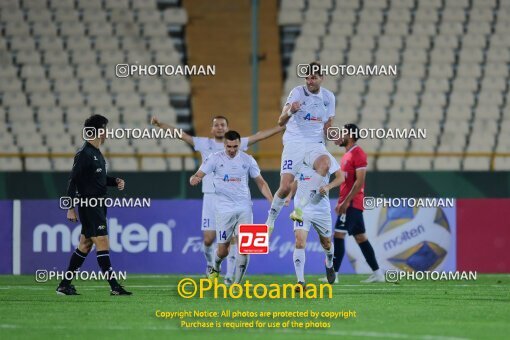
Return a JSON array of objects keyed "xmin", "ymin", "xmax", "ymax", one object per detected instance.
[{"xmin": 282, "ymin": 160, "xmax": 293, "ymax": 170}]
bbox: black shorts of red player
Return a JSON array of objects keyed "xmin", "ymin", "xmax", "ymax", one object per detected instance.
[{"xmin": 334, "ymin": 206, "xmax": 365, "ymax": 236}]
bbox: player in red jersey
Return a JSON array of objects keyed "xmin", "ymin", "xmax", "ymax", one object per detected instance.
[{"xmin": 319, "ymin": 123, "xmax": 384, "ymax": 283}]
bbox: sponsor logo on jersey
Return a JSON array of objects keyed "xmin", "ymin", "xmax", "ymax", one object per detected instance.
[
  {"xmin": 303, "ymin": 113, "xmax": 323, "ymax": 122},
  {"xmin": 298, "ymin": 174, "xmax": 312, "ymax": 181},
  {"xmin": 223, "ymin": 174, "xmax": 242, "ymax": 182}
]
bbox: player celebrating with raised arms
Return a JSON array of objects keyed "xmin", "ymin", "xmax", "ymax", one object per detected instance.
[
  {"xmin": 286, "ymin": 155, "xmax": 344, "ymax": 291},
  {"xmin": 189, "ymin": 131, "xmax": 273, "ymax": 283},
  {"xmin": 152, "ymin": 116, "xmax": 282, "ymax": 283},
  {"xmin": 265, "ymin": 61, "xmax": 336, "ymax": 232}
]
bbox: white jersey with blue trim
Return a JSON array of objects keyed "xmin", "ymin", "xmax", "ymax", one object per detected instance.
[
  {"xmin": 192, "ymin": 136, "xmax": 249, "ymax": 193},
  {"xmin": 283, "ymin": 86, "xmax": 335, "ymax": 145},
  {"xmin": 199, "ymin": 150, "xmax": 261, "ymax": 212}
]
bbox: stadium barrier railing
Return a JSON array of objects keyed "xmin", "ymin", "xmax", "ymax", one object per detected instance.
[{"xmin": 1, "ymin": 152, "xmax": 509, "ymax": 171}]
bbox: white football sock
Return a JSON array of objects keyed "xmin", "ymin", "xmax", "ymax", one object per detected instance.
[
  {"xmin": 204, "ymin": 244, "xmax": 214, "ymax": 267},
  {"xmin": 266, "ymin": 195, "xmax": 286, "ymax": 224},
  {"xmin": 324, "ymin": 244, "xmax": 334, "ymax": 268},
  {"xmin": 213, "ymin": 252, "xmax": 224, "ymax": 272},
  {"xmin": 293, "ymin": 248, "xmax": 306, "ymax": 282},
  {"xmin": 234, "ymin": 254, "xmax": 249, "ymax": 284},
  {"xmin": 225, "ymin": 243, "xmax": 237, "ymax": 279}
]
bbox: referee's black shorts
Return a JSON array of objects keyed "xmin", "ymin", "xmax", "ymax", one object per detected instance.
[
  {"xmin": 334, "ymin": 207, "xmax": 365, "ymax": 236},
  {"xmin": 78, "ymin": 206, "xmax": 108, "ymax": 238}
]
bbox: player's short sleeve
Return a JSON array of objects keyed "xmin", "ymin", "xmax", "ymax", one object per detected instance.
[
  {"xmin": 240, "ymin": 137, "xmax": 249, "ymax": 151},
  {"xmin": 199, "ymin": 154, "xmax": 217, "ymax": 174},
  {"xmin": 329, "ymin": 156, "xmax": 340, "ymax": 174},
  {"xmin": 285, "ymin": 87, "xmax": 301, "ymax": 106},
  {"xmin": 353, "ymin": 150, "xmax": 368, "ymax": 170},
  {"xmin": 325, "ymin": 91, "xmax": 335, "ymax": 117},
  {"xmin": 192, "ymin": 137, "xmax": 208, "ymax": 152},
  {"xmin": 248, "ymin": 156, "xmax": 261, "ymax": 178}
]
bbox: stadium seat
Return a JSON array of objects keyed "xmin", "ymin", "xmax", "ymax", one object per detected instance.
[
  {"xmin": 463, "ymin": 157, "xmax": 491, "ymax": 170},
  {"xmin": 0, "ymin": 0, "xmax": 191, "ymax": 170},
  {"xmin": 109, "ymin": 157, "xmax": 139, "ymax": 171},
  {"xmin": 376, "ymin": 157, "xmax": 404, "ymax": 171},
  {"xmin": 404, "ymin": 157, "xmax": 433, "ymax": 170},
  {"xmin": 163, "ymin": 8, "xmax": 188, "ymax": 25},
  {"xmin": 141, "ymin": 157, "xmax": 168, "ymax": 171},
  {"xmin": 0, "ymin": 157, "xmax": 23, "ymax": 170}
]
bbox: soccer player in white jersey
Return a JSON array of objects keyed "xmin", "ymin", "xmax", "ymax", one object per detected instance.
[
  {"xmin": 286, "ymin": 155, "xmax": 344, "ymax": 291},
  {"xmin": 151, "ymin": 116, "xmax": 282, "ymax": 283},
  {"xmin": 189, "ymin": 131, "xmax": 273, "ymax": 283},
  {"xmin": 266, "ymin": 61, "xmax": 336, "ymax": 232}
]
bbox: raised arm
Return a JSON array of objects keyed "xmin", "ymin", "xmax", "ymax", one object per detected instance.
[
  {"xmin": 254, "ymin": 175, "xmax": 273, "ymax": 203},
  {"xmin": 278, "ymin": 101, "xmax": 301, "ymax": 126},
  {"xmin": 151, "ymin": 116, "xmax": 194, "ymax": 146},
  {"xmin": 247, "ymin": 125, "xmax": 284, "ymax": 146}
]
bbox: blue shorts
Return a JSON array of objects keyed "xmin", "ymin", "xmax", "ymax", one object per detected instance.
[{"xmin": 334, "ymin": 207, "xmax": 365, "ymax": 236}]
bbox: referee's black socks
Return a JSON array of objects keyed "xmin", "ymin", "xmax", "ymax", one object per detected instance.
[
  {"xmin": 96, "ymin": 250, "xmax": 119, "ymax": 289},
  {"xmin": 60, "ymin": 248, "xmax": 89, "ymax": 286}
]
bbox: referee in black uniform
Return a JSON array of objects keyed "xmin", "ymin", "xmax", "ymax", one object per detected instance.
[{"xmin": 56, "ymin": 114, "xmax": 132, "ymax": 295}]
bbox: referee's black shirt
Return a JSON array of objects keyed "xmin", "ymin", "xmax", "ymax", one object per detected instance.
[{"xmin": 66, "ymin": 142, "xmax": 117, "ymax": 199}]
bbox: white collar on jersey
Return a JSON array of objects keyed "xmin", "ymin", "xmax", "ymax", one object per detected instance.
[
  {"xmin": 302, "ymin": 85, "xmax": 324, "ymax": 98},
  {"xmin": 224, "ymin": 150, "xmax": 240, "ymax": 160}
]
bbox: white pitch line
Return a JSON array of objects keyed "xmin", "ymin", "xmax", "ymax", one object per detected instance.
[
  {"xmin": 9, "ymin": 322, "xmax": 470, "ymax": 340},
  {"xmin": 0, "ymin": 324, "xmax": 19, "ymax": 329},
  {"xmin": 269, "ymin": 328, "xmax": 469, "ymax": 340}
]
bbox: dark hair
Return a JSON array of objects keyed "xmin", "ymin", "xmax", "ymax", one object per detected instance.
[
  {"xmin": 343, "ymin": 123, "xmax": 360, "ymax": 141},
  {"xmin": 84, "ymin": 114, "xmax": 108, "ymax": 131},
  {"xmin": 309, "ymin": 61, "xmax": 324, "ymax": 76},
  {"xmin": 224, "ymin": 130, "xmax": 241, "ymax": 141},
  {"xmin": 212, "ymin": 115, "xmax": 229, "ymax": 126}
]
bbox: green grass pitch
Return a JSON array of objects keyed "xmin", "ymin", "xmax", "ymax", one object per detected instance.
[{"xmin": 0, "ymin": 274, "xmax": 508, "ymax": 339}]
